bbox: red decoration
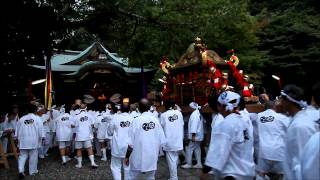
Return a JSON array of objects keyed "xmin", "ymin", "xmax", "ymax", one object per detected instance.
[
  {"xmin": 242, "ymin": 86, "xmax": 252, "ymax": 97},
  {"xmin": 227, "ymin": 49, "xmax": 235, "ymax": 54},
  {"xmin": 188, "ymin": 72, "xmax": 193, "ymax": 84},
  {"xmin": 193, "ymin": 71, "xmax": 198, "ymax": 82},
  {"xmin": 160, "ymin": 49, "xmax": 253, "ymax": 100}
]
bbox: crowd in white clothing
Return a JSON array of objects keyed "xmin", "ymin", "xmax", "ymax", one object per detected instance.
[{"xmin": 0, "ymin": 83, "xmax": 319, "ymax": 180}]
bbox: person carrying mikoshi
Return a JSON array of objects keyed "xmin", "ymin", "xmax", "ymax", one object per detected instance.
[
  {"xmin": 73, "ymin": 103, "xmax": 98, "ymax": 168},
  {"xmin": 36, "ymin": 107, "xmax": 50, "ymax": 159},
  {"xmin": 160, "ymin": 100, "xmax": 184, "ymax": 180},
  {"xmin": 279, "ymin": 85, "xmax": 319, "ymax": 180},
  {"xmin": 54, "ymin": 109, "xmax": 75, "ymax": 165},
  {"xmin": 254, "ymin": 101, "xmax": 289, "ymax": 179},
  {"xmin": 15, "ymin": 104, "xmax": 45, "ymax": 179},
  {"xmin": 107, "ymin": 104, "xmax": 133, "ymax": 180},
  {"xmin": 300, "ymin": 82, "xmax": 320, "ymax": 180},
  {"xmin": 124, "ymin": 98, "xmax": 166, "ymax": 180},
  {"xmin": 94, "ymin": 107, "xmax": 113, "ymax": 162},
  {"xmin": 201, "ymin": 91, "xmax": 255, "ymax": 180}
]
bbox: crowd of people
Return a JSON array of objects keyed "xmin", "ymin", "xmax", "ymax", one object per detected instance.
[{"xmin": 0, "ymin": 83, "xmax": 319, "ymax": 180}]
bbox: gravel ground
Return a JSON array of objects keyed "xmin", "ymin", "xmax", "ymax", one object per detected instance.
[{"xmin": 0, "ymin": 150, "xmax": 208, "ymax": 180}]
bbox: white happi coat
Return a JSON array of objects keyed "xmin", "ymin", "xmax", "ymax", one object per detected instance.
[
  {"xmin": 95, "ymin": 114, "xmax": 112, "ymax": 140},
  {"xmin": 207, "ymin": 113, "xmax": 255, "ymax": 178},
  {"xmin": 187, "ymin": 109, "xmax": 204, "ymax": 141},
  {"xmin": 300, "ymin": 132, "xmax": 320, "ymax": 180},
  {"xmin": 284, "ymin": 110, "xmax": 319, "ymax": 180},
  {"xmin": 15, "ymin": 113, "xmax": 44, "ymax": 149},
  {"xmin": 205, "ymin": 113, "xmax": 224, "ymax": 167},
  {"xmin": 304, "ymin": 105, "xmax": 320, "ymax": 126},
  {"xmin": 108, "ymin": 112, "xmax": 133, "ymax": 158},
  {"xmin": 49, "ymin": 109, "xmax": 60, "ymax": 132},
  {"xmin": 211, "ymin": 113, "xmax": 224, "ymax": 130},
  {"xmin": 55, "ymin": 113, "xmax": 74, "ymax": 141},
  {"xmin": 128, "ymin": 112, "xmax": 166, "ymax": 172},
  {"xmin": 74, "ymin": 111, "xmax": 95, "ymax": 141},
  {"xmin": 40, "ymin": 114, "xmax": 50, "ymax": 137},
  {"xmin": 257, "ymin": 109, "xmax": 289, "ymax": 161},
  {"xmin": 160, "ymin": 109, "xmax": 184, "ymax": 151},
  {"xmin": 130, "ymin": 111, "xmax": 141, "ymax": 119}
]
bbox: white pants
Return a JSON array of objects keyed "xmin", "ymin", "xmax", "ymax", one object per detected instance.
[
  {"xmin": 48, "ymin": 132, "xmax": 56, "ymax": 148},
  {"xmin": 186, "ymin": 141, "xmax": 201, "ymax": 165},
  {"xmin": 38, "ymin": 133, "xmax": 50, "ymax": 156},
  {"xmin": 166, "ymin": 151, "xmax": 179, "ymax": 180},
  {"xmin": 18, "ymin": 149, "xmax": 38, "ymax": 175},
  {"xmin": 111, "ymin": 156, "xmax": 130, "ymax": 180},
  {"xmin": 129, "ymin": 170, "xmax": 156, "ymax": 180}
]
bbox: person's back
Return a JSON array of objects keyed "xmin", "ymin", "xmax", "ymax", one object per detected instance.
[
  {"xmin": 55, "ymin": 113, "xmax": 74, "ymax": 142},
  {"xmin": 16, "ymin": 113, "xmax": 42, "ymax": 149},
  {"xmin": 160, "ymin": 109, "xmax": 184, "ymax": 151},
  {"xmin": 257, "ymin": 109, "xmax": 289, "ymax": 161},
  {"xmin": 213, "ymin": 113, "xmax": 255, "ymax": 178},
  {"xmin": 203, "ymin": 91, "xmax": 255, "ymax": 180},
  {"xmin": 188, "ymin": 108, "xmax": 204, "ymax": 141},
  {"xmin": 15, "ymin": 106, "xmax": 44, "ymax": 178},
  {"xmin": 95, "ymin": 114, "xmax": 111, "ymax": 141},
  {"xmin": 110, "ymin": 112, "xmax": 133, "ymax": 157},
  {"xmin": 129, "ymin": 111, "xmax": 166, "ymax": 172},
  {"xmin": 74, "ymin": 111, "xmax": 94, "ymax": 141}
]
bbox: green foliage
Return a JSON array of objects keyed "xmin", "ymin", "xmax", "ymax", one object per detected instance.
[
  {"xmin": 7, "ymin": 0, "xmax": 320, "ymax": 98},
  {"xmin": 251, "ymin": 0, "xmax": 320, "ymax": 87},
  {"xmin": 60, "ymin": 0, "xmax": 260, "ymax": 68}
]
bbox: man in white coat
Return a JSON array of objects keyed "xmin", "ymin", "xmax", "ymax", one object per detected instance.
[
  {"xmin": 15, "ymin": 104, "xmax": 44, "ymax": 179},
  {"xmin": 255, "ymin": 101, "xmax": 289, "ymax": 179},
  {"xmin": 74, "ymin": 105, "xmax": 98, "ymax": 168},
  {"xmin": 48, "ymin": 107, "xmax": 60, "ymax": 150},
  {"xmin": 107, "ymin": 104, "xmax": 133, "ymax": 180},
  {"xmin": 201, "ymin": 91, "xmax": 255, "ymax": 180},
  {"xmin": 181, "ymin": 102, "xmax": 204, "ymax": 169},
  {"xmin": 55, "ymin": 111, "xmax": 74, "ymax": 164},
  {"xmin": 1, "ymin": 111, "xmax": 18, "ymax": 153},
  {"xmin": 300, "ymin": 82, "xmax": 320, "ymax": 180},
  {"xmin": 202, "ymin": 94, "xmax": 224, "ymax": 178},
  {"xmin": 124, "ymin": 98, "xmax": 166, "ymax": 180},
  {"xmin": 160, "ymin": 100, "xmax": 184, "ymax": 180},
  {"xmin": 279, "ymin": 85, "xmax": 319, "ymax": 180},
  {"xmin": 37, "ymin": 108, "xmax": 50, "ymax": 159},
  {"xmin": 94, "ymin": 112, "xmax": 112, "ymax": 161}
]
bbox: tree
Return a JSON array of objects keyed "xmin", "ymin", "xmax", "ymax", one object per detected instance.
[
  {"xmin": 251, "ymin": 0, "xmax": 320, "ymax": 95},
  {"xmin": 2, "ymin": 0, "xmax": 261, "ymax": 106}
]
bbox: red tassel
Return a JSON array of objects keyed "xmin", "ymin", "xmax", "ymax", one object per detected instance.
[{"xmin": 242, "ymin": 86, "xmax": 252, "ymax": 97}]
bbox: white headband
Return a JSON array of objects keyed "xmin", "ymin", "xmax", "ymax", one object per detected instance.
[
  {"xmin": 280, "ymin": 91, "xmax": 307, "ymax": 108},
  {"xmin": 189, "ymin": 102, "xmax": 201, "ymax": 110},
  {"xmin": 218, "ymin": 91, "xmax": 240, "ymax": 112}
]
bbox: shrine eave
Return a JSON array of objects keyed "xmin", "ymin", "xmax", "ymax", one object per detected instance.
[{"xmin": 28, "ymin": 41, "xmax": 156, "ymax": 76}]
